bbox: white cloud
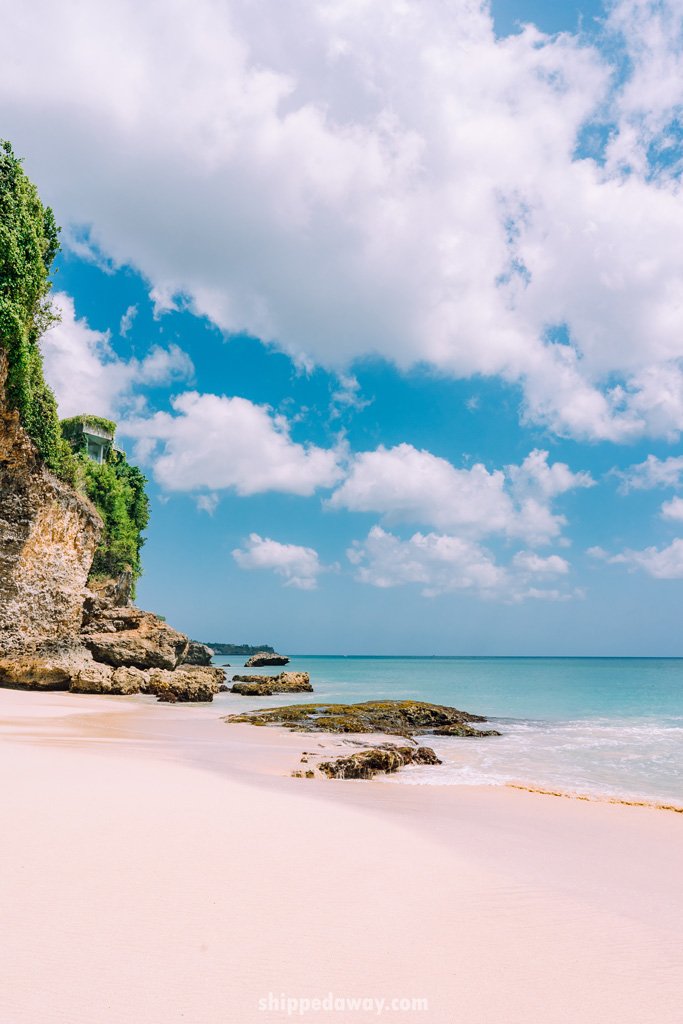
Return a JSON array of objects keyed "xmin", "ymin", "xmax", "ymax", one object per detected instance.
[
  {"xmin": 119, "ymin": 304, "xmax": 138, "ymax": 337},
  {"xmin": 233, "ymin": 533, "xmax": 325, "ymax": 589},
  {"xmin": 41, "ymin": 293, "xmax": 194, "ymax": 419},
  {"xmin": 123, "ymin": 391, "xmax": 343, "ymax": 495},
  {"xmin": 347, "ymin": 526, "xmax": 506, "ymax": 597},
  {"xmin": 347, "ymin": 526, "xmax": 574, "ymax": 600},
  {"xmin": 616, "ymin": 454, "xmax": 683, "ymax": 493},
  {"xmin": 329, "ymin": 445, "xmax": 592, "ymax": 546},
  {"xmin": 511, "ymin": 551, "xmax": 570, "ymax": 575},
  {"xmin": 329, "ymin": 374, "xmax": 371, "ymax": 419},
  {"xmin": 4, "ymin": 1, "xmax": 683, "ymax": 442},
  {"xmin": 195, "ymin": 493, "xmax": 220, "ymax": 515},
  {"xmin": 661, "ymin": 496, "xmax": 683, "ymax": 521},
  {"xmin": 602, "ymin": 538, "xmax": 683, "ymax": 579}
]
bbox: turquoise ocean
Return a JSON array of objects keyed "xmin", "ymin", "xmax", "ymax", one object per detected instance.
[{"xmin": 213, "ymin": 656, "xmax": 683, "ymax": 804}]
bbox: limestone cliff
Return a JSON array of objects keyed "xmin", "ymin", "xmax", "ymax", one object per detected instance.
[
  {"xmin": 0, "ymin": 352, "xmax": 101, "ymax": 653},
  {"xmin": 0, "ymin": 352, "xmax": 225, "ymax": 700}
]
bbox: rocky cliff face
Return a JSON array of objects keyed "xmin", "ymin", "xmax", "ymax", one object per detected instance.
[
  {"xmin": 0, "ymin": 352, "xmax": 224, "ymax": 701},
  {"xmin": 0, "ymin": 353, "xmax": 101, "ymax": 653}
]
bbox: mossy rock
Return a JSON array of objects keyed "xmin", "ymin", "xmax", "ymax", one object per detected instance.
[{"xmin": 224, "ymin": 699, "xmax": 499, "ymax": 738}]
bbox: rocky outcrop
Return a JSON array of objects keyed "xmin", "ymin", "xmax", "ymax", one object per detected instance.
[
  {"xmin": 225, "ymin": 699, "xmax": 500, "ymax": 737},
  {"xmin": 87, "ymin": 571, "xmax": 133, "ymax": 609},
  {"xmin": 230, "ymin": 671, "xmax": 312, "ymax": 696},
  {"xmin": 181, "ymin": 641, "xmax": 214, "ymax": 666},
  {"xmin": 82, "ymin": 607, "xmax": 189, "ymax": 669},
  {"xmin": 0, "ymin": 353, "xmax": 102, "ymax": 653},
  {"xmin": 244, "ymin": 651, "xmax": 289, "ymax": 667},
  {"xmin": 0, "ymin": 357, "xmax": 224, "ymax": 702},
  {"xmin": 318, "ymin": 744, "xmax": 442, "ymax": 780},
  {"xmin": 69, "ymin": 661, "xmax": 225, "ymax": 701},
  {"xmin": 146, "ymin": 666, "xmax": 225, "ymax": 703},
  {"xmin": 0, "ymin": 645, "xmax": 104, "ymax": 691},
  {"xmin": 432, "ymin": 723, "xmax": 502, "ymax": 737}
]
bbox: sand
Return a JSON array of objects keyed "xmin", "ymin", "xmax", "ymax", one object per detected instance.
[{"xmin": 0, "ymin": 688, "xmax": 680, "ymax": 1024}]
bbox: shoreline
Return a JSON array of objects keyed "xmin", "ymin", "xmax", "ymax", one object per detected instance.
[
  {"xmin": 1, "ymin": 688, "xmax": 682, "ymax": 1023},
  {"xmin": 1, "ymin": 685, "xmax": 680, "ymax": 811}
]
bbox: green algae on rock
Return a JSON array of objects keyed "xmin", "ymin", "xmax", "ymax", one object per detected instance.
[{"xmin": 224, "ymin": 699, "xmax": 501, "ymax": 737}]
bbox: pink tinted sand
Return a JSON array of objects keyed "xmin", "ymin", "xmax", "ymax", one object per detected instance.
[{"xmin": 0, "ymin": 688, "xmax": 680, "ymax": 1024}]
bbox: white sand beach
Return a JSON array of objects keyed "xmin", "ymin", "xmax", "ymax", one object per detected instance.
[{"xmin": 0, "ymin": 688, "xmax": 681, "ymax": 1024}]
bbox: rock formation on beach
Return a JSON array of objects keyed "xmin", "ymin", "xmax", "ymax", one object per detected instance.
[
  {"xmin": 230, "ymin": 671, "xmax": 312, "ymax": 695},
  {"xmin": 318, "ymin": 744, "xmax": 442, "ymax": 780},
  {"xmin": 225, "ymin": 699, "xmax": 501, "ymax": 737},
  {"xmin": 244, "ymin": 651, "xmax": 289, "ymax": 667},
  {"xmin": 0, "ymin": 371, "xmax": 225, "ymax": 701}
]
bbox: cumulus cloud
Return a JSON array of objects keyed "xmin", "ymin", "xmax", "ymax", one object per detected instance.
[
  {"xmin": 660, "ymin": 496, "xmax": 683, "ymax": 521},
  {"xmin": 347, "ymin": 526, "xmax": 506, "ymax": 597},
  {"xmin": 347, "ymin": 526, "xmax": 575, "ymax": 600},
  {"xmin": 4, "ymin": 0, "xmax": 683, "ymax": 442},
  {"xmin": 123, "ymin": 392, "xmax": 343, "ymax": 495},
  {"xmin": 592, "ymin": 538, "xmax": 683, "ymax": 579},
  {"xmin": 329, "ymin": 445, "xmax": 592, "ymax": 546},
  {"xmin": 615, "ymin": 454, "xmax": 683, "ymax": 493},
  {"xmin": 41, "ymin": 293, "xmax": 194, "ymax": 418},
  {"xmin": 233, "ymin": 533, "xmax": 325, "ymax": 589},
  {"xmin": 511, "ymin": 551, "xmax": 570, "ymax": 575}
]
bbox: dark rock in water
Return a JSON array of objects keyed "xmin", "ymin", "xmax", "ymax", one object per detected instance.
[
  {"xmin": 225, "ymin": 699, "xmax": 496, "ymax": 737},
  {"xmin": 318, "ymin": 744, "xmax": 442, "ymax": 780},
  {"xmin": 182, "ymin": 640, "xmax": 214, "ymax": 666},
  {"xmin": 244, "ymin": 651, "xmax": 289, "ymax": 667},
  {"xmin": 231, "ymin": 671, "xmax": 312, "ymax": 696},
  {"xmin": 432, "ymin": 723, "xmax": 501, "ymax": 737}
]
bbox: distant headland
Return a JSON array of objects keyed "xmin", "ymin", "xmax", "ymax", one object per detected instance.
[{"xmin": 202, "ymin": 643, "xmax": 275, "ymax": 656}]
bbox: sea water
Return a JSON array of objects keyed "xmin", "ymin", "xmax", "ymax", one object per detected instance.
[{"xmin": 213, "ymin": 656, "xmax": 683, "ymax": 804}]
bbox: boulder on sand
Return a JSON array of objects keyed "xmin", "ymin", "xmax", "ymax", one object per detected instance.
[
  {"xmin": 318, "ymin": 744, "xmax": 442, "ymax": 780},
  {"xmin": 147, "ymin": 666, "xmax": 226, "ymax": 703}
]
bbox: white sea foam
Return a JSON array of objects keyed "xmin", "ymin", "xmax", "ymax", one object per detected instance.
[{"xmin": 388, "ymin": 717, "xmax": 683, "ymax": 803}]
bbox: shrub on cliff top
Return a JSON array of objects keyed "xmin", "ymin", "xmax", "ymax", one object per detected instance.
[{"xmin": 0, "ymin": 140, "xmax": 73, "ymax": 475}]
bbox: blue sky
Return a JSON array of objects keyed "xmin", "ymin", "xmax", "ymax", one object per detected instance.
[{"xmin": 4, "ymin": 0, "xmax": 683, "ymax": 653}]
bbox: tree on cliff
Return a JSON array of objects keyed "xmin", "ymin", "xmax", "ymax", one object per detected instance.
[
  {"xmin": 82, "ymin": 452, "xmax": 150, "ymax": 585},
  {"xmin": 0, "ymin": 140, "xmax": 71, "ymax": 473}
]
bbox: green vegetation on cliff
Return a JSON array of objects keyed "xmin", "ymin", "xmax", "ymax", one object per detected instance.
[
  {"xmin": 79, "ymin": 447, "xmax": 150, "ymax": 586},
  {"xmin": 1, "ymin": 141, "xmax": 150, "ymax": 590},
  {"xmin": 0, "ymin": 140, "xmax": 72, "ymax": 474}
]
